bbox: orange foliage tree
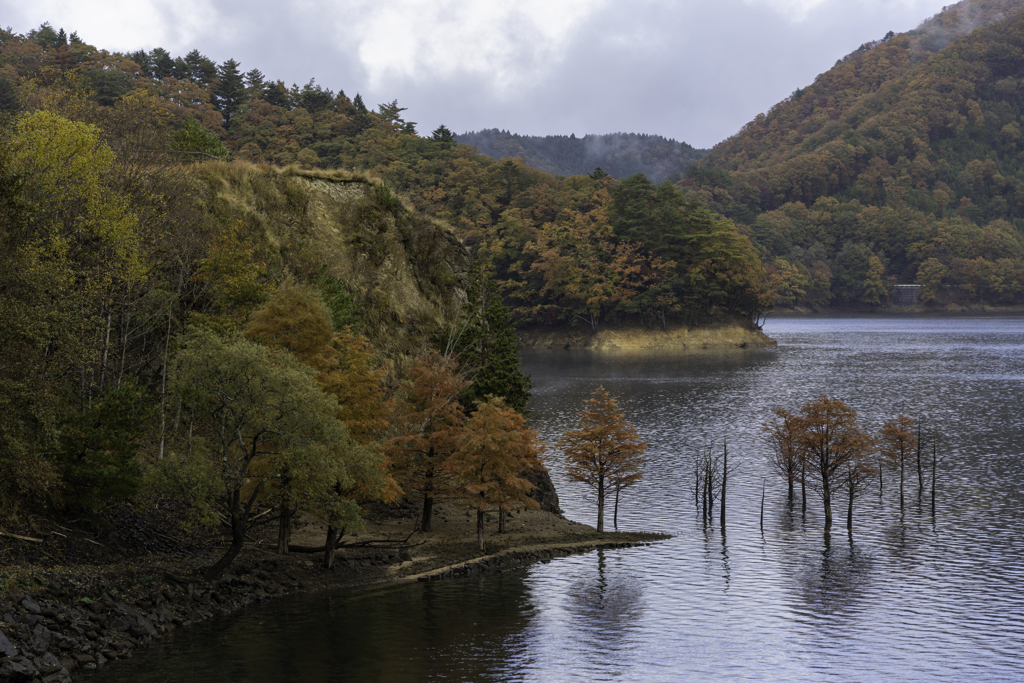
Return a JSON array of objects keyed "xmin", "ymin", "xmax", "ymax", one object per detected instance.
[
  {"xmin": 446, "ymin": 397, "xmax": 546, "ymax": 550},
  {"xmin": 793, "ymin": 397, "xmax": 874, "ymax": 533},
  {"xmin": 557, "ymin": 386, "xmax": 647, "ymax": 532},
  {"xmin": 385, "ymin": 350, "xmax": 468, "ymax": 532},
  {"xmin": 879, "ymin": 414, "xmax": 918, "ymax": 511}
]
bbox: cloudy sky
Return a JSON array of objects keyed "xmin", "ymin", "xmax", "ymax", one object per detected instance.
[{"xmin": 3, "ymin": 0, "xmax": 952, "ymax": 148}]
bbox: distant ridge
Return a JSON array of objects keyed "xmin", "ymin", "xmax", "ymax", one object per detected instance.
[
  {"xmin": 456, "ymin": 129, "xmax": 707, "ymax": 182},
  {"xmin": 681, "ymin": 0, "xmax": 1024, "ymax": 308}
]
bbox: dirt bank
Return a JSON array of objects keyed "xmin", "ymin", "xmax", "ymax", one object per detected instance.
[
  {"xmin": 0, "ymin": 500, "xmax": 667, "ymax": 681},
  {"xmin": 517, "ymin": 322, "xmax": 776, "ymax": 352}
]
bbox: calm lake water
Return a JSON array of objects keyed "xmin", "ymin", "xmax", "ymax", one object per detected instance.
[{"xmin": 84, "ymin": 315, "xmax": 1024, "ymax": 682}]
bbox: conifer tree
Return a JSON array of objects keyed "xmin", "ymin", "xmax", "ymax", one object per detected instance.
[
  {"xmin": 558, "ymin": 386, "xmax": 647, "ymax": 532},
  {"xmin": 213, "ymin": 58, "xmax": 246, "ymax": 126},
  {"xmin": 447, "ymin": 397, "xmax": 545, "ymax": 550},
  {"xmin": 453, "ymin": 261, "xmax": 532, "ymax": 414}
]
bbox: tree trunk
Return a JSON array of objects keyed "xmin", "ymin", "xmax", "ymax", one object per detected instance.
[
  {"xmin": 822, "ymin": 478, "xmax": 833, "ymax": 533},
  {"xmin": 421, "ymin": 485, "xmax": 433, "ymax": 533},
  {"xmin": 787, "ymin": 473, "xmax": 793, "ymax": 502},
  {"xmin": 899, "ymin": 457, "xmax": 905, "ymax": 512},
  {"xmin": 916, "ymin": 422, "xmax": 924, "ymax": 492},
  {"xmin": 720, "ymin": 439, "xmax": 727, "ymax": 530},
  {"xmin": 498, "ymin": 508, "xmax": 507, "ymax": 534},
  {"xmin": 847, "ymin": 479, "xmax": 854, "ymax": 531},
  {"xmin": 613, "ymin": 487, "xmax": 620, "ymax": 530},
  {"xmin": 477, "ymin": 508, "xmax": 485, "ymax": 551},
  {"xmin": 277, "ymin": 505, "xmax": 294, "ymax": 555},
  {"xmin": 760, "ymin": 478, "xmax": 765, "ymax": 532},
  {"xmin": 323, "ymin": 525, "xmax": 341, "ymax": 569},
  {"xmin": 596, "ymin": 474, "xmax": 605, "ymax": 532},
  {"xmin": 206, "ymin": 509, "xmax": 246, "ymax": 581},
  {"xmin": 801, "ymin": 460, "xmax": 807, "ymax": 515}
]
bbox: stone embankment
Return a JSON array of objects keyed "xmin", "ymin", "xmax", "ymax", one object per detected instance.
[{"xmin": 0, "ymin": 525, "xmax": 667, "ymax": 681}]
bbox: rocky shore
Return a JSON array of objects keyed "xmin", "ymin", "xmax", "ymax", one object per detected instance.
[{"xmin": 0, "ymin": 502, "xmax": 667, "ymax": 682}]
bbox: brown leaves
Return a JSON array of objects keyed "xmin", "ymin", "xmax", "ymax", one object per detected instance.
[{"xmin": 557, "ymin": 386, "xmax": 646, "ymax": 531}]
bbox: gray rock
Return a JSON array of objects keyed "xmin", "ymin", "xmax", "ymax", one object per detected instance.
[
  {"xmin": 34, "ymin": 652, "xmax": 64, "ymax": 676},
  {"xmin": 114, "ymin": 602, "xmax": 157, "ymax": 637},
  {"xmin": 29, "ymin": 624, "xmax": 52, "ymax": 653},
  {"xmin": 0, "ymin": 654, "xmax": 37, "ymax": 678},
  {"xmin": 20, "ymin": 599, "xmax": 41, "ymax": 615},
  {"xmin": 0, "ymin": 629, "xmax": 18, "ymax": 657}
]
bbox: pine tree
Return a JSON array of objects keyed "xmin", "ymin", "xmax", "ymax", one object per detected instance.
[
  {"xmin": 213, "ymin": 58, "xmax": 246, "ymax": 126},
  {"xmin": 453, "ymin": 262, "xmax": 532, "ymax": 414}
]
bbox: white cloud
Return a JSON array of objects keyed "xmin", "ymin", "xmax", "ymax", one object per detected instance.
[{"xmin": 338, "ymin": 0, "xmax": 605, "ymax": 94}]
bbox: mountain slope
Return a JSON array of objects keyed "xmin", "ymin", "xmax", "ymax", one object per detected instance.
[
  {"xmin": 456, "ymin": 129, "xmax": 707, "ymax": 182},
  {"xmin": 684, "ymin": 0, "xmax": 1024, "ymax": 307}
]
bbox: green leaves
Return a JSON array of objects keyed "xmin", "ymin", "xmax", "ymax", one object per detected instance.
[{"xmin": 169, "ymin": 115, "xmax": 228, "ymax": 161}]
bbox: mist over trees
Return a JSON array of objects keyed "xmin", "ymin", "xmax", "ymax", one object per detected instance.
[{"xmin": 456, "ymin": 129, "xmax": 707, "ymax": 183}]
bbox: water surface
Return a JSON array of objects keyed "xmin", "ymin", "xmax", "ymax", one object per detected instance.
[{"xmin": 85, "ymin": 315, "xmax": 1024, "ymax": 682}]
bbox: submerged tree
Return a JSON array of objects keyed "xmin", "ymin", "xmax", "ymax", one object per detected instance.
[
  {"xmin": 879, "ymin": 414, "xmax": 917, "ymax": 512},
  {"xmin": 762, "ymin": 408, "xmax": 803, "ymax": 503},
  {"xmin": 558, "ymin": 386, "xmax": 647, "ymax": 532},
  {"xmin": 795, "ymin": 397, "xmax": 874, "ymax": 533}
]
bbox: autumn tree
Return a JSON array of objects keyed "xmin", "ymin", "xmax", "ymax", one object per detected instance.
[
  {"xmin": 558, "ymin": 386, "xmax": 647, "ymax": 532},
  {"xmin": 170, "ymin": 329, "xmax": 371, "ymax": 579},
  {"xmin": 879, "ymin": 414, "xmax": 918, "ymax": 511},
  {"xmin": 762, "ymin": 407, "xmax": 804, "ymax": 505},
  {"xmin": 447, "ymin": 397, "xmax": 545, "ymax": 550},
  {"xmin": 245, "ymin": 282, "xmax": 394, "ymax": 553},
  {"xmin": 795, "ymin": 397, "xmax": 874, "ymax": 533},
  {"xmin": 386, "ymin": 351, "xmax": 468, "ymax": 532}
]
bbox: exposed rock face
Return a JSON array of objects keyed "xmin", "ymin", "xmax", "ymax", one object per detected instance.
[
  {"xmin": 526, "ymin": 469, "xmax": 562, "ymax": 514},
  {"xmin": 517, "ymin": 323, "xmax": 776, "ymax": 353},
  {"xmin": 197, "ymin": 165, "xmax": 472, "ymax": 358}
]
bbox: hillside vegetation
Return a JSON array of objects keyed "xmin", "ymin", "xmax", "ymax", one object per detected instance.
[
  {"xmin": 0, "ymin": 22, "xmax": 766, "ymax": 579},
  {"xmin": 686, "ymin": 0, "xmax": 1024, "ymax": 307},
  {"xmin": 455, "ymin": 129, "xmax": 707, "ymax": 182}
]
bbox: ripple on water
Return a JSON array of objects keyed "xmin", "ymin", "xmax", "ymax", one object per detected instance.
[{"xmin": 79, "ymin": 316, "xmax": 1024, "ymax": 683}]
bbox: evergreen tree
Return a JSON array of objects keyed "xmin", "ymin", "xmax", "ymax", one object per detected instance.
[
  {"xmin": 453, "ymin": 262, "xmax": 532, "ymax": 414},
  {"xmin": 170, "ymin": 116, "xmax": 228, "ymax": 161},
  {"xmin": 0, "ymin": 76, "xmax": 19, "ymax": 113},
  {"xmin": 184, "ymin": 49, "xmax": 217, "ymax": 84},
  {"xmin": 263, "ymin": 80, "xmax": 291, "ymax": 108},
  {"xmin": 296, "ymin": 79, "xmax": 334, "ymax": 113},
  {"xmin": 244, "ymin": 68, "xmax": 266, "ymax": 99},
  {"xmin": 149, "ymin": 48, "xmax": 175, "ymax": 80},
  {"xmin": 432, "ymin": 124, "xmax": 456, "ymax": 148},
  {"xmin": 213, "ymin": 58, "xmax": 246, "ymax": 126}
]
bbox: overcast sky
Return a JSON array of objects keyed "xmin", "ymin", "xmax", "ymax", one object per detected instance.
[{"xmin": 3, "ymin": 0, "xmax": 952, "ymax": 148}]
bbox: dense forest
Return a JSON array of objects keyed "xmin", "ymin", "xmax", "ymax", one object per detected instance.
[
  {"xmin": 455, "ymin": 129, "xmax": 707, "ymax": 182},
  {"xmin": 0, "ymin": 21, "xmax": 765, "ymax": 564},
  {"xmin": 685, "ymin": 0, "xmax": 1024, "ymax": 307}
]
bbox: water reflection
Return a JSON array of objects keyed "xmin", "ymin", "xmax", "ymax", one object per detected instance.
[{"xmin": 82, "ymin": 315, "xmax": 1024, "ymax": 683}]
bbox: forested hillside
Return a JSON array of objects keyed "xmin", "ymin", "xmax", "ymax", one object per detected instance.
[
  {"xmin": 455, "ymin": 129, "xmax": 707, "ymax": 182},
  {"xmin": 685, "ymin": 0, "xmax": 1024, "ymax": 307},
  {"xmin": 0, "ymin": 22, "xmax": 767, "ymax": 545}
]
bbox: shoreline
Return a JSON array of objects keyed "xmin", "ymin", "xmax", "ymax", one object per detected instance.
[
  {"xmin": 0, "ymin": 507, "xmax": 668, "ymax": 681},
  {"xmin": 517, "ymin": 322, "xmax": 776, "ymax": 352}
]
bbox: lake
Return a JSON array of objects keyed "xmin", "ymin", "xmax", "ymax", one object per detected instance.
[{"xmin": 83, "ymin": 315, "xmax": 1024, "ymax": 682}]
